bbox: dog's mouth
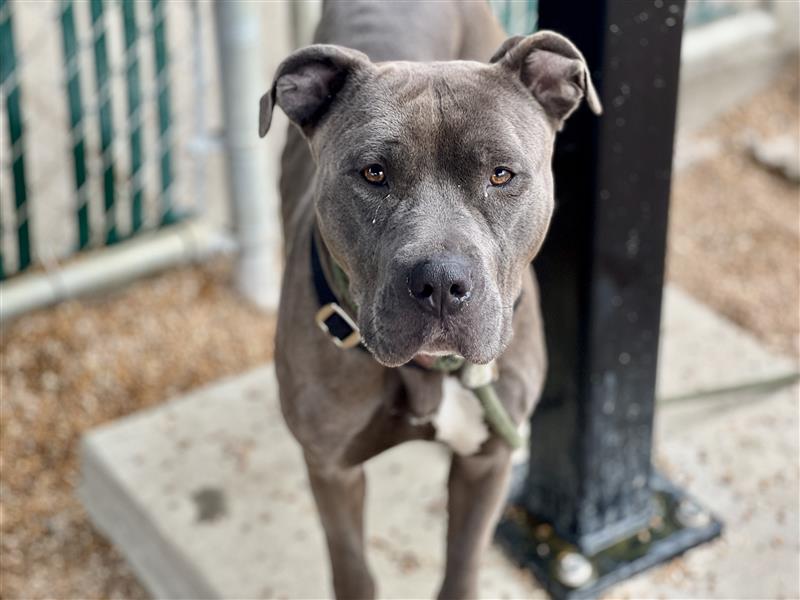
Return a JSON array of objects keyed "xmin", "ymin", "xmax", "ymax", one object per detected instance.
[
  {"xmin": 359, "ymin": 306, "xmax": 509, "ymax": 369},
  {"xmin": 411, "ymin": 350, "xmax": 464, "ymax": 369},
  {"xmin": 360, "ymin": 327, "xmax": 456, "ymax": 368},
  {"xmin": 354, "ymin": 262, "xmax": 513, "ymax": 368},
  {"xmin": 415, "ymin": 339, "xmax": 464, "ymax": 360}
]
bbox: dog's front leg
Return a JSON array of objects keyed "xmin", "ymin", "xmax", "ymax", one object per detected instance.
[
  {"xmin": 305, "ymin": 457, "xmax": 375, "ymax": 600},
  {"xmin": 438, "ymin": 440, "xmax": 512, "ymax": 599}
]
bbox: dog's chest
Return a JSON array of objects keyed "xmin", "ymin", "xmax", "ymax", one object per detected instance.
[{"xmin": 407, "ymin": 376, "xmax": 489, "ymax": 456}]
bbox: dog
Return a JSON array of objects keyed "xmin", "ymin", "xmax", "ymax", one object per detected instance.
[{"xmin": 258, "ymin": 1, "xmax": 601, "ymax": 597}]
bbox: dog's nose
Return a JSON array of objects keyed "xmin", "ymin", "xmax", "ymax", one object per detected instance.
[{"xmin": 407, "ymin": 257, "xmax": 473, "ymax": 316}]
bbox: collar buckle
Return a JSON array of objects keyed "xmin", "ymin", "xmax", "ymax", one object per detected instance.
[{"xmin": 315, "ymin": 302, "xmax": 362, "ymax": 349}]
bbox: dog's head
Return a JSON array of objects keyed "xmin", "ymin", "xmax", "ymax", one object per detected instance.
[{"xmin": 260, "ymin": 33, "xmax": 601, "ymax": 367}]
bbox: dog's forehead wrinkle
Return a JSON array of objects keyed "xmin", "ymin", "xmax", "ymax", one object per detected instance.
[
  {"xmin": 325, "ymin": 72, "xmax": 551, "ymax": 179},
  {"xmin": 375, "ymin": 62, "xmax": 496, "ymax": 109},
  {"xmin": 324, "ymin": 60, "xmax": 552, "ymax": 160}
]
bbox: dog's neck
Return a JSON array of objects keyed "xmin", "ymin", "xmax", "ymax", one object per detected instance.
[{"xmin": 313, "ymin": 224, "xmax": 358, "ymax": 317}]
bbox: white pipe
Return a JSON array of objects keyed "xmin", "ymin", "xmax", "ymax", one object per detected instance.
[
  {"xmin": 215, "ymin": 2, "xmax": 281, "ymax": 312},
  {"xmin": 0, "ymin": 221, "xmax": 234, "ymax": 324},
  {"xmin": 290, "ymin": 0, "xmax": 322, "ymax": 49}
]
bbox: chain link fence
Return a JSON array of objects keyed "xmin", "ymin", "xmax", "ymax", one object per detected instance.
[{"xmin": 0, "ymin": 0, "xmax": 227, "ymax": 282}]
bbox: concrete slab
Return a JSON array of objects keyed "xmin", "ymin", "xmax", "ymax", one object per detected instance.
[
  {"xmin": 81, "ymin": 366, "xmax": 542, "ymax": 599},
  {"xmin": 80, "ymin": 287, "xmax": 799, "ymax": 599},
  {"xmin": 618, "ymin": 382, "xmax": 800, "ymax": 599},
  {"xmin": 656, "ymin": 287, "xmax": 797, "ymax": 400}
]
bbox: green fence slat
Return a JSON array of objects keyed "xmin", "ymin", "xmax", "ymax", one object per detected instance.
[
  {"xmin": 60, "ymin": 0, "xmax": 90, "ymax": 250},
  {"xmin": 90, "ymin": 0, "xmax": 118, "ymax": 245},
  {"xmin": 151, "ymin": 0, "xmax": 175, "ymax": 226},
  {"xmin": 1, "ymin": 0, "xmax": 32, "ymax": 273},
  {"xmin": 122, "ymin": 0, "xmax": 144, "ymax": 233}
]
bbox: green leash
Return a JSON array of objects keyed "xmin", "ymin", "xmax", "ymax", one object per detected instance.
[
  {"xmin": 424, "ymin": 356, "xmax": 523, "ymax": 449},
  {"xmin": 459, "ymin": 361, "xmax": 523, "ymax": 450}
]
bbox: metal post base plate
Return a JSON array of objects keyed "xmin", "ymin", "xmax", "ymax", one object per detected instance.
[{"xmin": 495, "ymin": 472, "xmax": 723, "ymax": 599}]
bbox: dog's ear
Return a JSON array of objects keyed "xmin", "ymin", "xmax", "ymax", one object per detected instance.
[
  {"xmin": 491, "ymin": 31, "xmax": 602, "ymax": 128},
  {"xmin": 259, "ymin": 44, "xmax": 370, "ymax": 138}
]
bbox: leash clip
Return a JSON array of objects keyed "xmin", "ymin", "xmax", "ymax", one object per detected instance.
[{"xmin": 315, "ymin": 302, "xmax": 362, "ymax": 349}]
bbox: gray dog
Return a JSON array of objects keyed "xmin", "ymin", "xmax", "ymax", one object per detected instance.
[{"xmin": 258, "ymin": 1, "xmax": 600, "ymax": 597}]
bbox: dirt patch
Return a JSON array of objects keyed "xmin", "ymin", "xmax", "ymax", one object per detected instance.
[
  {"xmin": 668, "ymin": 59, "xmax": 800, "ymax": 361},
  {"xmin": 1, "ymin": 259, "xmax": 275, "ymax": 599}
]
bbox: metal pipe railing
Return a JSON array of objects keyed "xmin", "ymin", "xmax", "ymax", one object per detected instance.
[
  {"xmin": 214, "ymin": 2, "xmax": 280, "ymax": 311},
  {"xmin": 0, "ymin": 220, "xmax": 234, "ymax": 323}
]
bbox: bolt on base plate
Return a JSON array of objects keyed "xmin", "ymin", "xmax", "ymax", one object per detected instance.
[{"xmin": 495, "ymin": 472, "xmax": 722, "ymax": 600}]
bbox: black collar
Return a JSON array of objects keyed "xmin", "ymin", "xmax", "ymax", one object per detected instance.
[{"xmin": 311, "ymin": 230, "xmax": 365, "ymax": 349}]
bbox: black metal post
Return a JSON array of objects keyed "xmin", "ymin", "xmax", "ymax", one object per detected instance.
[{"xmin": 495, "ymin": 2, "xmax": 722, "ymax": 597}]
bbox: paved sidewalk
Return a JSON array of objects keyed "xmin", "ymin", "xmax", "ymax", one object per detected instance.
[{"xmin": 80, "ymin": 287, "xmax": 799, "ymax": 599}]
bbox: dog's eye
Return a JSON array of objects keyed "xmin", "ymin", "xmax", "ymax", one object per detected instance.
[
  {"xmin": 489, "ymin": 167, "xmax": 514, "ymax": 186},
  {"xmin": 362, "ymin": 164, "xmax": 386, "ymax": 185}
]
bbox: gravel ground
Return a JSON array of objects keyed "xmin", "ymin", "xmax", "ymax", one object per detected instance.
[
  {"xmin": 668, "ymin": 58, "xmax": 800, "ymax": 361},
  {"xmin": 1, "ymin": 259, "xmax": 275, "ymax": 599},
  {"xmin": 1, "ymin": 62, "xmax": 798, "ymax": 600}
]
